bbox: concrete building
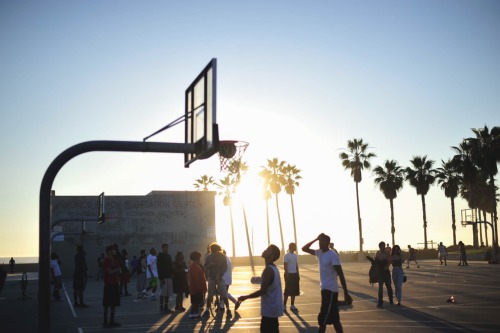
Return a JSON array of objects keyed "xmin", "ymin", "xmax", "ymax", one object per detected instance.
[{"xmin": 50, "ymin": 190, "xmax": 216, "ymax": 277}]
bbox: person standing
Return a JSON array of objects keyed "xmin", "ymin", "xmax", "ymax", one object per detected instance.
[
  {"xmin": 135, "ymin": 250, "xmax": 147, "ymax": 298},
  {"xmin": 102, "ymin": 244, "xmax": 122, "ymax": 328},
  {"xmin": 202, "ymin": 242, "xmax": 230, "ymax": 318},
  {"xmin": 173, "ymin": 251, "xmax": 189, "ymax": 311},
  {"xmin": 188, "ymin": 251, "xmax": 207, "ymax": 319},
  {"xmin": 119, "ymin": 249, "xmax": 131, "ymax": 296},
  {"xmin": 367, "ymin": 241, "xmax": 394, "ymax": 308},
  {"xmin": 390, "ymin": 245, "xmax": 404, "ymax": 306},
  {"xmin": 406, "ymin": 245, "xmax": 420, "ymax": 269},
  {"xmin": 142, "ymin": 248, "xmax": 158, "ymax": 299},
  {"xmin": 50, "ymin": 252, "xmax": 62, "ymax": 301},
  {"xmin": 96, "ymin": 253, "xmax": 104, "ymax": 281},
  {"xmin": 9, "ymin": 257, "xmax": 15, "ymax": 274},
  {"xmin": 458, "ymin": 241, "xmax": 468, "ymax": 266},
  {"xmin": 283, "ymin": 242, "xmax": 300, "ymax": 312},
  {"xmin": 438, "ymin": 242, "xmax": 448, "ymax": 266},
  {"xmin": 73, "ymin": 245, "xmax": 89, "ymax": 308},
  {"xmin": 220, "ymin": 249, "xmax": 238, "ymax": 310},
  {"xmin": 236, "ymin": 244, "xmax": 283, "ymax": 333},
  {"xmin": 157, "ymin": 243, "xmax": 174, "ymax": 313},
  {"xmin": 302, "ymin": 233, "xmax": 352, "ymax": 333}
]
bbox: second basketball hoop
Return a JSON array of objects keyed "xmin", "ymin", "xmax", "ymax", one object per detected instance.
[{"xmin": 218, "ymin": 140, "xmax": 249, "ymax": 172}]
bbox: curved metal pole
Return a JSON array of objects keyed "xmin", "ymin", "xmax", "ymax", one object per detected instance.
[{"xmin": 39, "ymin": 140, "xmax": 194, "ymax": 332}]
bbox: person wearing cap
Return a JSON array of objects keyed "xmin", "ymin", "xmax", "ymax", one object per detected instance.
[{"xmin": 302, "ymin": 233, "xmax": 352, "ymax": 333}]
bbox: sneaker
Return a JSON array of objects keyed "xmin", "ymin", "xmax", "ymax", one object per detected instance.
[
  {"xmin": 80, "ymin": 303, "xmax": 90, "ymax": 308},
  {"xmin": 389, "ymin": 300, "xmax": 394, "ymax": 304},
  {"xmin": 377, "ymin": 303, "xmax": 383, "ymax": 308},
  {"xmin": 290, "ymin": 305, "xmax": 298, "ymax": 312},
  {"xmin": 202, "ymin": 309, "xmax": 210, "ymax": 318},
  {"xmin": 109, "ymin": 321, "xmax": 121, "ymax": 327},
  {"xmin": 417, "ymin": 265, "xmax": 420, "ymax": 268},
  {"xmin": 234, "ymin": 300, "xmax": 242, "ymax": 311},
  {"xmin": 397, "ymin": 302, "xmax": 401, "ymax": 306},
  {"xmin": 164, "ymin": 308, "xmax": 174, "ymax": 314},
  {"xmin": 189, "ymin": 313, "xmax": 200, "ymax": 319},
  {"xmin": 226, "ymin": 309, "xmax": 232, "ymax": 317}
]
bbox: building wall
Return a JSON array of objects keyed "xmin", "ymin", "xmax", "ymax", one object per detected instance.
[{"xmin": 51, "ymin": 191, "xmax": 216, "ymax": 278}]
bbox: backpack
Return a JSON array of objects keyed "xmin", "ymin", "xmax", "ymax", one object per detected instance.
[{"xmin": 366, "ymin": 256, "xmax": 379, "ymax": 285}]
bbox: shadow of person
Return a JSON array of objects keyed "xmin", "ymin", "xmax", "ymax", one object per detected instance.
[{"xmin": 284, "ymin": 310, "xmax": 314, "ymax": 332}]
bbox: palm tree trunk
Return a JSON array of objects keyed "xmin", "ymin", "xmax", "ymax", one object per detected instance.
[
  {"xmin": 483, "ymin": 210, "xmax": 489, "ymax": 247},
  {"xmin": 390, "ymin": 198, "xmax": 395, "ymax": 246},
  {"xmin": 451, "ymin": 197, "xmax": 457, "ymax": 246},
  {"xmin": 290, "ymin": 194, "xmax": 297, "ymax": 246},
  {"xmin": 266, "ymin": 200, "xmax": 270, "ymax": 246},
  {"xmin": 229, "ymin": 205, "xmax": 235, "ymax": 258},
  {"xmin": 355, "ymin": 182, "xmax": 363, "ymax": 253},
  {"xmin": 421, "ymin": 194, "xmax": 428, "ymax": 249},
  {"xmin": 242, "ymin": 204, "xmax": 255, "ymax": 274},
  {"xmin": 490, "ymin": 176, "xmax": 499, "ymax": 259},
  {"xmin": 275, "ymin": 194, "xmax": 285, "ymax": 254},
  {"xmin": 479, "ymin": 209, "xmax": 484, "ymax": 247}
]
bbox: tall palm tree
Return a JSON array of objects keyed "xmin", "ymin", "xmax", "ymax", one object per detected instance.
[
  {"xmin": 258, "ymin": 168, "xmax": 272, "ymax": 246},
  {"xmin": 435, "ymin": 159, "xmax": 463, "ymax": 246},
  {"xmin": 229, "ymin": 161, "xmax": 256, "ymax": 272},
  {"xmin": 283, "ymin": 164, "xmax": 302, "ymax": 246},
  {"xmin": 193, "ymin": 175, "xmax": 215, "ymax": 191},
  {"xmin": 467, "ymin": 126, "xmax": 500, "ymax": 252},
  {"xmin": 372, "ymin": 160, "xmax": 405, "ymax": 247},
  {"xmin": 260, "ymin": 158, "xmax": 286, "ymax": 253},
  {"xmin": 339, "ymin": 138, "xmax": 376, "ymax": 253},
  {"xmin": 217, "ymin": 175, "xmax": 237, "ymax": 258},
  {"xmin": 405, "ymin": 155, "xmax": 436, "ymax": 249}
]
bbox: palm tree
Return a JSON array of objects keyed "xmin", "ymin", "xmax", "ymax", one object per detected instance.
[
  {"xmin": 435, "ymin": 159, "xmax": 463, "ymax": 246},
  {"xmin": 217, "ymin": 175, "xmax": 237, "ymax": 258},
  {"xmin": 283, "ymin": 163, "xmax": 302, "ymax": 246},
  {"xmin": 193, "ymin": 175, "xmax": 215, "ymax": 191},
  {"xmin": 466, "ymin": 126, "xmax": 500, "ymax": 253},
  {"xmin": 339, "ymin": 138, "xmax": 376, "ymax": 253},
  {"xmin": 258, "ymin": 168, "xmax": 272, "ymax": 246},
  {"xmin": 405, "ymin": 156, "xmax": 436, "ymax": 249},
  {"xmin": 372, "ymin": 160, "xmax": 405, "ymax": 247},
  {"xmin": 229, "ymin": 160, "xmax": 256, "ymax": 272},
  {"xmin": 260, "ymin": 158, "xmax": 286, "ymax": 253}
]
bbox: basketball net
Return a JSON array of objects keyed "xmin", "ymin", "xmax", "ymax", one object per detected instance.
[{"xmin": 218, "ymin": 140, "xmax": 249, "ymax": 172}]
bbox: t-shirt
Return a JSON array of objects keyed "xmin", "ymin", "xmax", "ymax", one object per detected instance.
[
  {"xmin": 315, "ymin": 249, "xmax": 340, "ymax": 292},
  {"xmin": 157, "ymin": 252, "xmax": 173, "ymax": 279},
  {"xmin": 438, "ymin": 245, "xmax": 447, "ymax": 256},
  {"xmin": 204, "ymin": 252, "xmax": 227, "ymax": 279},
  {"xmin": 50, "ymin": 259, "xmax": 61, "ymax": 277},
  {"xmin": 103, "ymin": 256, "xmax": 121, "ymax": 285},
  {"xmin": 188, "ymin": 262, "xmax": 207, "ymax": 295},
  {"xmin": 283, "ymin": 252, "xmax": 298, "ymax": 273},
  {"xmin": 222, "ymin": 256, "xmax": 233, "ymax": 285},
  {"xmin": 146, "ymin": 254, "xmax": 158, "ymax": 278}
]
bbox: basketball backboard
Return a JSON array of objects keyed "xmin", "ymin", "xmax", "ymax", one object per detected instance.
[
  {"xmin": 184, "ymin": 58, "xmax": 219, "ymax": 167},
  {"xmin": 461, "ymin": 208, "xmax": 475, "ymax": 227},
  {"xmin": 98, "ymin": 192, "xmax": 105, "ymax": 224}
]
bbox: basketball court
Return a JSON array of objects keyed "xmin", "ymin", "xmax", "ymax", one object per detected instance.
[{"xmin": 3, "ymin": 260, "xmax": 500, "ymax": 332}]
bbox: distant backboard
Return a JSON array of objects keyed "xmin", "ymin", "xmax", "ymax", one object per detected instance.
[
  {"xmin": 184, "ymin": 58, "xmax": 219, "ymax": 167},
  {"xmin": 461, "ymin": 208, "xmax": 476, "ymax": 227},
  {"xmin": 98, "ymin": 192, "xmax": 105, "ymax": 224}
]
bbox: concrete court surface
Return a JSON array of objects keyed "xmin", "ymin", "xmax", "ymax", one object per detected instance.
[{"xmin": 1, "ymin": 259, "xmax": 500, "ymax": 332}]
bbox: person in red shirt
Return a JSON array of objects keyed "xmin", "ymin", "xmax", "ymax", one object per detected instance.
[
  {"xmin": 187, "ymin": 251, "xmax": 207, "ymax": 319},
  {"xmin": 102, "ymin": 244, "xmax": 122, "ymax": 328}
]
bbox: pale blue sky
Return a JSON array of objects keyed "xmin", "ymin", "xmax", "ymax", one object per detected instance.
[{"xmin": 1, "ymin": 1, "xmax": 498, "ymax": 258}]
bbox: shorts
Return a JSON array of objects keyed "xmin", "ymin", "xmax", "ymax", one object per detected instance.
[
  {"xmin": 103, "ymin": 284, "xmax": 121, "ymax": 307},
  {"xmin": 53, "ymin": 276, "xmax": 62, "ymax": 289},
  {"xmin": 147, "ymin": 277, "xmax": 158, "ymax": 289},
  {"xmin": 160, "ymin": 278, "xmax": 173, "ymax": 297},
  {"xmin": 260, "ymin": 316, "xmax": 279, "ymax": 333},
  {"xmin": 284, "ymin": 273, "xmax": 300, "ymax": 296},
  {"xmin": 318, "ymin": 289, "xmax": 340, "ymax": 326},
  {"xmin": 73, "ymin": 274, "xmax": 86, "ymax": 291},
  {"xmin": 207, "ymin": 277, "xmax": 227, "ymax": 300},
  {"xmin": 190, "ymin": 292, "xmax": 203, "ymax": 306}
]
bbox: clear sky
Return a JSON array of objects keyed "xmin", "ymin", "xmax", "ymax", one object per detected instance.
[{"xmin": 1, "ymin": 1, "xmax": 499, "ymax": 258}]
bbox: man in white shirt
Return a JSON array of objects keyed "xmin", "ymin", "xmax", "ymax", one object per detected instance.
[
  {"xmin": 302, "ymin": 233, "xmax": 352, "ymax": 333},
  {"xmin": 142, "ymin": 248, "xmax": 158, "ymax": 300},
  {"xmin": 283, "ymin": 242, "xmax": 300, "ymax": 312}
]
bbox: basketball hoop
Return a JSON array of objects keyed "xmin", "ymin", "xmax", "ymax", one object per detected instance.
[{"xmin": 218, "ymin": 140, "xmax": 249, "ymax": 172}]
